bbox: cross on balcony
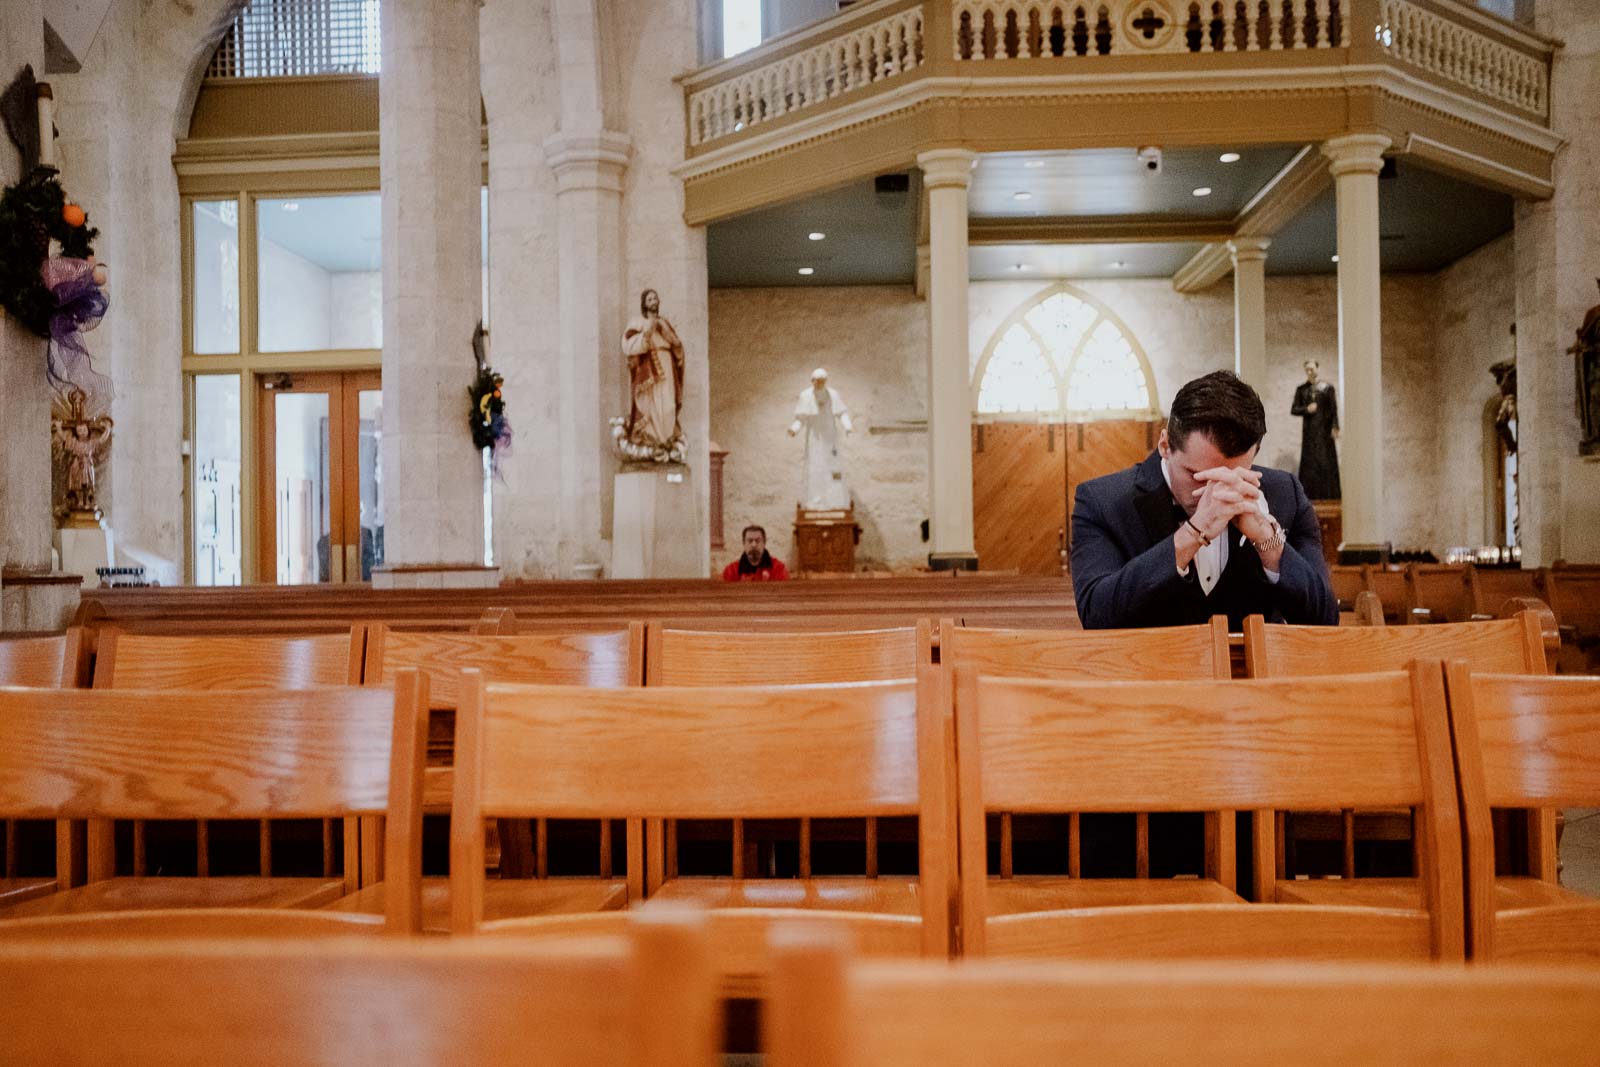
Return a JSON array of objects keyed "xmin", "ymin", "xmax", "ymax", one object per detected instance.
[{"xmin": 1131, "ymin": 7, "xmax": 1167, "ymax": 40}]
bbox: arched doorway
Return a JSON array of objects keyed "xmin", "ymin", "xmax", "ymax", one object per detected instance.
[{"xmin": 970, "ymin": 283, "xmax": 1161, "ymax": 574}]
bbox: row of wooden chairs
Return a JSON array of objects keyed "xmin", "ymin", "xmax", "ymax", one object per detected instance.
[
  {"xmin": 7, "ymin": 915, "xmax": 1598, "ymax": 1064},
  {"xmin": 1331, "ymin": 561, "xmax": 1599, "ymax": 648},
  {"xmin": 0, "ymin": 611, "xmax": 1555, "ymax": 896},
  {"xmin": 2, "ymin": 657, "xmax": 1594, "ymax": 967}
]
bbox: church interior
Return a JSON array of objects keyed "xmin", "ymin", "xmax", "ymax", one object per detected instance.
[{"xmin": 3, "ymin": 0, "xmax": 1600, "ymax": 1059}]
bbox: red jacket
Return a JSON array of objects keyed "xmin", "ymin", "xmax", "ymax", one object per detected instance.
[{"xmin": 722, "ymin": 552, "xmax": 790, "ymax": 582}]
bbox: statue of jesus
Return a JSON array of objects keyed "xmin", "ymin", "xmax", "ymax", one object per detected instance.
[
  {"xmin": 619, "ymin": 288, "xmax": 686, "ymax": 462},
  {"xmin": 788, "ymin": 367, "xmax": 853, "ymax": 509}
]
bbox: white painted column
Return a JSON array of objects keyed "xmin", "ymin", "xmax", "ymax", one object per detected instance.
[
  {"xmin": 917, "ymin": 148, "xmax": 977, "ymax": 567},
  {"xmin": 1323, "ymin": 134, "xmax": 1391, "ymax": 550},
  {"xmin": 544, "ymin": 131, "xmax": 631, "ymax": 575},
  {"xmin": 379, "ymin": 0, "xmax": 487, "ymax": 578},
  {"xmin": 1228, "ymin": 237, "xmax": 1270, "ymax": 393}
]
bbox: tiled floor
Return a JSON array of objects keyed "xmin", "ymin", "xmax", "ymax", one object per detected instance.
[{"xmin": 1563, "ymin": 808, "xmax": 1600, "ymax": 895}]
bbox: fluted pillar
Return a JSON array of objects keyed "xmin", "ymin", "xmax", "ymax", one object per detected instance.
[
  {"xmin": 1323, "ymin": 133, "xmax": 1391, "ymax": 550},
  {"xmin": 917, "ymin": 148, "xmax": 977, "ymax": 568},
  {"xmin": 378, "ymin": 0, "xmax": 487, "ymax": 579},
  {"xmin": 1228, "ymin": 237, "xmax": 1271, "ymax": 393},
  {"xmin": 544, "ymin": 131, "xmax": 630, "ymax": 575}
]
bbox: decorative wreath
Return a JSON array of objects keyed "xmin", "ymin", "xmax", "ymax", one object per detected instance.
[
  {"xmin": 467, "ymin": 320, "xmax": 512, "ymax": 469},
  {"xmin": 0, "ymin": 167, "xmax": 97, "ymax": 339}
]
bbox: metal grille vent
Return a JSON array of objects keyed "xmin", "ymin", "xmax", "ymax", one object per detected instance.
[{"xmin": 205, "ymin": 0, "xmax": 381, "ymax": 79}]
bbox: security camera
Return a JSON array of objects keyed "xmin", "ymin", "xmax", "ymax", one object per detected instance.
[{"xmin": 1136, "ymin": 146, "xmax": 1163, "ymax": 175}]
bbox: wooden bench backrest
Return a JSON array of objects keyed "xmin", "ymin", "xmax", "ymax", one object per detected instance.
[
  {"xmin": 1329, "ymin": 565, "xmax": 1366, "ymax": 607},
  {"xmin": 1407, "ymin": 564, "xmax": 1475, "ymax": 623},
  {"xmin": 0, "ymin": 629, "xmax": 88, "ymax": 688},
  {"xmin": 1243, "ymin": 613, "xmax": 1545, "ymax": 678},
  {"xmin": 1544, "ymin": 564, "xmax": 1600, "ymax": 631},
  {"xmin": 1362, "ymin": 566, "xmax": 1410, "ymax": 622},
  {"xmin": 451, "ymin": 671, "xmax": 949, "ymax": 942},
  {"xmin": 646, "ymin": 623, "xmax": 931, "ymax": 685},
  {"xmin": 1466, "ymin": 567, "xmax": 1545, "ymax": 617},
  {"xmin": 0, "ymin": 915, "xmax": 717, "ymax": 1065},
  {"xmin": 365, "ymin": 622, "xmax": 643, "ymax": 707},
  {"xmin": 954, "ymin": 666, "xmax": 1461, "ymax": 958},
  {"xmin": 943, "ymin": 617, "xmax": 1229, "ymax": 681},
  {"xmin": 92, "ymin": 628, "xmax": 363, "ymax": 689},
  {"xmin": 767, "ymin": 943, "xmax": 1600, "ymax": 1065}
]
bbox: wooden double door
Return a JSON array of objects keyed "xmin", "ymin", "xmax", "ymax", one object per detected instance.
[
  {"xmin": 255, "ymin": 370, "xmax": 383, "ymax": 585},
  {"xmin": 973, "ymin": 420, "xmax": 1159, "ymax": 575}
]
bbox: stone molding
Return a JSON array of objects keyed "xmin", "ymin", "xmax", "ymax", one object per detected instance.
[
  {"xmin": 543, "ymin": 129, "xmax": 633, "ymax": 193},
  {"xmin": 1227, "ymin": 236, "xmax": 1272, "ymax": 264}
]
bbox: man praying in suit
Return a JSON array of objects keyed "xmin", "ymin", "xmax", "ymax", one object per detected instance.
[{"xmin": 1071, "ymin": 370, "xmax": 1336, "ymax": 629}]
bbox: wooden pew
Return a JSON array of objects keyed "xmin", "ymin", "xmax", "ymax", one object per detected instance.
[
  {"xmin": 1543, "ymin": 563, "xmax": 1600, "ymax": 673},
  {"xmin": 1446, "ymin": 667, "xmax": 1600, "ymax": 961},
  {"xmin": 1328, "ymin": 565, "xmax": 1365, "ymax": 610},
  {"xmin": 92, "ymin": 628, "xmax": 366, "ymax": 884},
  {"xmin": 1466, "ymin": 565, "xmax": 1547, "ymax": 619},
  {"xmin": 767, "ymin": 939, "xmax": 1600, "ymax": 1065},
  {"xmin": 0, "ymin": 674, "xmax": 425, "ymax": 935},
  {"xmin": 450, "ymin": 670, "xmax": 951, "ymax": 995},
  {"xmin": 1405, "ymin": 564, "xmax": 1478, "ymax": 624},
  {"xmin": 942, "ymin": 618, "xmax": 1233, "ymax": 887},
  {"xmin": 952, "ymin": 664, "xmax": 1462, "ymax": 960},
  {"xmin": 0, "ymin": 912, "xmax": 718, "ymax": 1065},
  {"xmin": 1243, "ymin": 613, "xmax": 1548, "ymax": 886}
]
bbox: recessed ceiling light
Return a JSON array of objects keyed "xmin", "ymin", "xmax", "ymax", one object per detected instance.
[
  {"xmin": 1012, "ymin": 191, "xmax": 1032, "ymax": 201},
  {"xmin": 808, "ymin": 231, "xmax": 826, "ymax": 241},
  {"xmin": 1219, "ymin": 152, "xmax": 1241, "ymax": 164},
  {"xmin": 1024, "ymin": 160, "xmax": 1045, "ymax": 169},
  {"xmin": 1110, "ymin": 260, "xmax": 1127, "ymax": 269},
  {"xmin": 1330, "ymin": 254, "xmax": 1340, "ymax": 263},
  {"xmin": 797, "ymin": 267, "xmax": 815, "ymax": 276},
  {"xmin": 282, "ymin": 202, "xmax": 300, "ymax": 212},
  {"xmin": 1009, "ymin": 262, "xmax": 1029, "ymax": 271},
  {"xmin": 1192, "ymin": 187, "xmax": 1213, "ymax": 197}
]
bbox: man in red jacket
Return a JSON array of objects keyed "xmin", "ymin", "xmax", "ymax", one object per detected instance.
[{"xmin": 722, "ymin": 524, "xmax": 790, "ymax": 582}]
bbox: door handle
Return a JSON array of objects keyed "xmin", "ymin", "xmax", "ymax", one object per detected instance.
[{"xmin": 346, "ymin": 543, "xmax": 360, "ymax": 583}]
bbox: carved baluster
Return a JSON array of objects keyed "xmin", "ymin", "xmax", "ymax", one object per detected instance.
[
  {"xmin": 1015, "ymin": 6, "xmax": 1031, "ymax": 58},
  {"xmin": 1220, "ymin": 0, "xmax": 1236, "ymax": 51},
  {"xmin": 1285, "ymin": 0, "xmax": 1303, "ymax": 49},
  {"xmin": 1309, "ymin": 0, "xmax": 1326, "ymax": 47},
  {"xmin": 1265, "ymin": 0, "xmax": 1282, "ymax": 49}
]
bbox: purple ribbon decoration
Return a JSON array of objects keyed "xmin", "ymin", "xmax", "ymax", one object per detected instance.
[{"xmin": 42, "ymin": 256, "xmax": 111, "ymax": 407}]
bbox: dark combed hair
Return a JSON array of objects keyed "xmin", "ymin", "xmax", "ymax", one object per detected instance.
[
  {"xmin": 1166, "ymin": 370, "xmax": 1266, "ymax": 457},
  {"xmin": 741, "ymin": 524, "xmax": 766, "ymax": 540}
]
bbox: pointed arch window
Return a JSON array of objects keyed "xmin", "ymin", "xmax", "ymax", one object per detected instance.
[{"xmin": 972, "ymin": 283, "xmax": 1158, "ymax": 420}]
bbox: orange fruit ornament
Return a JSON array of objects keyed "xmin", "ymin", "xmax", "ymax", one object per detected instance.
[{"xmin": 62, "ymin": 203, "xmax": 86, "ymax": 227}]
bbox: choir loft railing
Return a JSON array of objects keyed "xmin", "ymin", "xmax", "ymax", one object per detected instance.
[{"xmin": 680, "ymin": 0, "xmax": 1552, "ymax": 154}]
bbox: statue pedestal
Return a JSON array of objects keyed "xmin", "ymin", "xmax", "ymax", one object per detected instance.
[
  {"xmin": 57, "ymin": 523, "xmax": 115, "ymax": 589},
  {"xmin": 611, "ymin": 463, "xmax": 698, "ymax": 579}
]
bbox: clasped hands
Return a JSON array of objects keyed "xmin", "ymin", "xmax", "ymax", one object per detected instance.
[{"xmin": 1188, "ymin": 466, "xmax": 1274, "ymax": 545}]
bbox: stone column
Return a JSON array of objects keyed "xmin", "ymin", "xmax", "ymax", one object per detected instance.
[
  {"xmin": 917, "ymin": 148, "xmax": 977, "ymax": 568},
  {"xmin": 377, "ymin": 0, "xmax": 491, "ymax": 586},
  {"xmin": 544, "ymin": 130, "xmax": 630, "ymax": 575},
  {"xmin": 1323, "ymin": 134, "xmax": 1390, "ymax": 551},
  {"xmin": 1228, "ymin": 237, "xmax": 1270, "ymax": 393}
]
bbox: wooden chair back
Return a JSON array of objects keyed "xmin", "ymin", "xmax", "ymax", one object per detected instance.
[
  {"xmin": 953, "ymin": 665, "xmax": 1462, "ymax": 960},
  {"xmin": 1543, "ymin": 562, "xmax": 1600, "ymax": 634},
  {"xmin": 0, "ymin": 628, "xmax": 89, "ymax": 687},
  {"xmin": 646, "ymin": 622, "xmax": 932, "ymax": 885},
  {"xmin": 767, "ymin": 937, "xmax": 1600, "ymax": 1065},
  {"xmin": 0, "ymin": 912, "xmax": 718, "ymax": 1065},
  {"xmin": 1362, "ymin": 566, "xmax": 1412, "ymax": 623},
  {"xmin": 646, "ymin": 622, "xmax": 931, "ymax": 685},
  {"xmin": 1444, "ymin": 666, "xmax": 1600, "ymax": 961},
  {"xmin": 1406, "ymin": 564, "xmax": 1476, "ymax": 623},
  {"xmin": 363, "ymin": 622, "xmax": 644, "ymax": 879},
  {"xmin": 1243, "ymin": 612, "xmax": 1546, "ymax": 678},
  {"xmin": 942, "ymin": 617, "xmax": 1232, "ymax": 883},
  {"xmin": 1466, "ymin": 566, "xmax": 1545, "ymax": 619},
  {"xmin": 1328, "ymin": 565, "xmax": 1366, "ymax": 609},
  {"xmin": 0, "ymin": 629, "xmax": 88, "ymax": 902},
  {"xmin": 450, "ymin": 671, "xmax": 951, "ymax": 962},
  {"xmin": 0, "ymin": 673, "xmax": 427, "ymax": 936},
  {"xmin": 90, "ymin": 627, "xmax": 366, "ymax": 882}
]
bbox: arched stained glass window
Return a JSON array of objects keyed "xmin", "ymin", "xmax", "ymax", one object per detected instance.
[{"xmin": 973, "ymin": 284, "xmax": 1156, "ymax": 419}]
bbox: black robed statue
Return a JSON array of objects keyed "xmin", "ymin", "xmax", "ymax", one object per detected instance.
[{"xmin": 1291, "ymin": 358, "xmax": 1341, "ymax": 500}]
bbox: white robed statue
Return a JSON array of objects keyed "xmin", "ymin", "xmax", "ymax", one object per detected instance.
[{"xmin": 788, "ymin": 367, "xmax": 853, "ymax": 509}]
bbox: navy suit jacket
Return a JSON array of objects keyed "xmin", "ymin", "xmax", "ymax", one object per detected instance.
[{"xmin": 1070, "ymin": 451, "xmax": 1337, "ymax": 630}]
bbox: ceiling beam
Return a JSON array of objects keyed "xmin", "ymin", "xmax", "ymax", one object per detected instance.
[
  {"xmin": 1172, "ymin": 145, "xmax": 1331, "ymax": 293},
  {"xmin": 969, "ymin": 216, "xmax": 1236, "ymax": 246}
]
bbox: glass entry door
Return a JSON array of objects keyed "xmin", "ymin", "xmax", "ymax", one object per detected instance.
[{"xmin": 256, "ymin": 370, "xmax": 383, "ymax": 584}]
